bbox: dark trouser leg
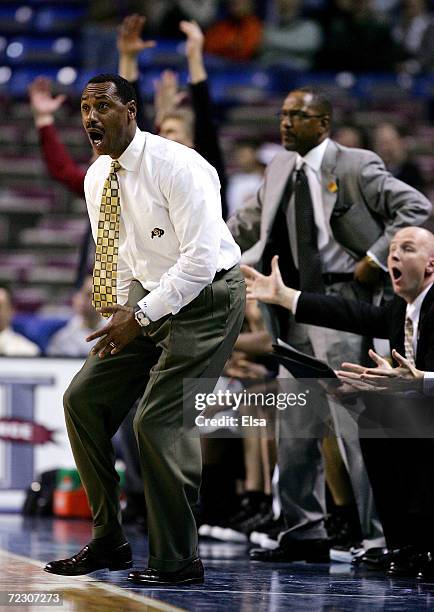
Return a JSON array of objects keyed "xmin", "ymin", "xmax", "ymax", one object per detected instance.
[
  {"xmin": 63, "ymin": 336, "xmax": 161, "ymax": 540},
  {"xmin": 119, "ymin": 400, "xmax": 144, "ymax": 496},
  {"xmin": 133, "ymin": 267, "xmax": 245, "ymax": 571}
]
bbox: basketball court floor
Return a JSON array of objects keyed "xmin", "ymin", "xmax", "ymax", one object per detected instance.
[{"xmin": 0, "ymin": 514, "xmax": 433, "ymax": 611}]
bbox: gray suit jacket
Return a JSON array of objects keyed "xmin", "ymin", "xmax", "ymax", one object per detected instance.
[{"xmin": 227, "ymin": 139, "xmax": 432, "ymax": 268}]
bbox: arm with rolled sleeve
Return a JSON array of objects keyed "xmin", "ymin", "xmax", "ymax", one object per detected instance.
[
  {"xmin": 138, "ymin": 158, "xmax": 223, "ymax": 321},
  {"xmin": 358, "ymin": 151, "xmax": 432, "ymax": 267}
]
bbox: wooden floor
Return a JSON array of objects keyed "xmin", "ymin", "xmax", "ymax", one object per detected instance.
[
  {"xmin": 0, "ymin": 548, "xmax": 181, "ymax": 611},
  {"xmin": 1, "ymin": 514, "xmax": 434, "ymax": 611}
]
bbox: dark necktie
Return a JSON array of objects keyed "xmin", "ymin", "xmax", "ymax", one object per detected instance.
[{"xmin": 294, "ymin": 165, "xmax": 325, "ymax": 293}]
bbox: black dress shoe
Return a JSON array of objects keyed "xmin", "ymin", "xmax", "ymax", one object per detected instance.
[
  {"xmin": 250, "ymin": 538, "xmax": 330, "ymax": 562},
  {"xmin": 44, "ymin": 542, "xmax": 132, "ymax": 576},
  {"xmin": 387, "ymin": 545, "xmax": 419, "ymax": 577},
  {"xmin": 416, "ymin": 552, "xmax": 434, "ymax": 581},
  {"xmin": 128, "ymin": 558, "xmax": 204, "ymax": 586},
  {"xmin": 354, "ymin": 547, "xmax": 391, "ymax": 569}
]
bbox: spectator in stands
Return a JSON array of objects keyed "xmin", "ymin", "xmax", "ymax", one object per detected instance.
[
  {"xmin": 260, "ymin": 0, "xmax": 322, "ymax": 70},
  {"xmin": 46, "ymin": 277, "xmax": 103, "ymax": 357},
  {"xmin": 29, "ymin": 15, "xmax": 153, "ymax": 287},
  {"xmin": 392, "ymin": 0, "xmax": 434, "ymax": 74},
  {"xmin": 227, "ymin": 141, "xmax": 265, "ymax": 217},
  {"xmin": 0, "ymin": 286, "xmax": 40, "ymax": 356},
  {"xmin": 316, "ymin": 0, "xmax": 405, "ymax": 72},
  {"xmin": 204, "ymin": 0, "xmax": 263, "ymax": 62},
  {"xmin": 158, "ymin": 103, "xmax": 195, "ymax": 148},
  {"xmin": 373, "ymin": 122, "xmax": 426, "ymax": 192},
  {"xmin": 154, "ymin": 21, "xmax": 228, "ymax": 217},
  {"xmin": 334, "ymin": 124, "xmax": 369, "ymax": 149}
]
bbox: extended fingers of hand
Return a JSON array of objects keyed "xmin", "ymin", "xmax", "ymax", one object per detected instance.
[
  {"xmin": 240, "ymin": 265, "xmax": 260, "ymax": 281},
  {"xmin": 340, "ymin": 362, "xmax": 366, "ymax": 374}
]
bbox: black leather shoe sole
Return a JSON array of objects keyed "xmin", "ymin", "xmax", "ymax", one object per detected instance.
[
  {"xmin": 128, "ymin": 574, "xmax": 204, "ymax": 586},
  {"xmin": 128, "ymin": 558, "xmax": 204, "ymax": 586},
  {"xmin": 44, "ymin": 558, "xmax": 133, "ymax": 576},
  {"xmin": 250, "ymin": 542, "xmax": 330, "ymax": 563},
  {"xmin": 44, "ymin": 542, "xmax": 133, "ymax": 576}
]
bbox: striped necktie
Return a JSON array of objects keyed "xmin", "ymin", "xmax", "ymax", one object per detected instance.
[
  {"xmin": 92, "ymin": 160, "xmax": 121, "ymax": 316},
  {"xmin": 404, "ymin": 317, "xmax": 416, "ymax": 367}
]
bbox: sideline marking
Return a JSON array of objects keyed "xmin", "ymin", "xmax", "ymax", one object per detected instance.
[{"xmin": 0, "ymin": 548, "xmax": 184, "ymax": 612}]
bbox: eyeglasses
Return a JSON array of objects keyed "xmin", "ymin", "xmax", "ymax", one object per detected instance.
[{"xmin": 276, "ymin": 110, "xmax": 325, "ymax": 122}]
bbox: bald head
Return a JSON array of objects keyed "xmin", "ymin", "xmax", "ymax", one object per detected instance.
[
  {"xmin": 393, "ymin": 227, "xmax": 434, "ymax": 254},
  {"xmin": 388, "ymin": 226, "xmax": 434, "ymax": 303}
]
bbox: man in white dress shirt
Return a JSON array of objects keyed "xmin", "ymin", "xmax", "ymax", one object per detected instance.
[{"xmin": 44, "ymin": 74, "xmax": 245, "ymax": 585}]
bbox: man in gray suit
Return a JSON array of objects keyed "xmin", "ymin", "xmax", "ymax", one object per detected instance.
[{"xmin": 228, "ymin": 87, "xmax": 432, "ymax": 562}]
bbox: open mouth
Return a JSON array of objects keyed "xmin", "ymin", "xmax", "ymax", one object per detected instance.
[
  {"xmin": 87, "ymin": 129, "xmax": 105, "ymax": 148},
  {"xmin": 391, "ymin": 267, "xmax": 402, "ymax": 280}
]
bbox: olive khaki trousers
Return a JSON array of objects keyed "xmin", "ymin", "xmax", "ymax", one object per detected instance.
[{"xmin": 63, "ymin": 266, "xmax": 245, "ymax": 571}]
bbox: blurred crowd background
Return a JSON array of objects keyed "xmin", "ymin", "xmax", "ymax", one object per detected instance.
[{"xmin": 0, "ymin": 0, "xmax": 433, "ymax": 350}]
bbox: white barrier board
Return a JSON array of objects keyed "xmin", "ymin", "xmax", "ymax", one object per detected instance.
[{"xmin": 0, "ymin": 358, "xmax": 84, "ymax": 511}]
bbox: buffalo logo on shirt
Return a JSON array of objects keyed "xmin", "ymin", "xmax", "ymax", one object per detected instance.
[{"xmin": 151, "ymin": 228, "xmax": 165, "ymax": 239}]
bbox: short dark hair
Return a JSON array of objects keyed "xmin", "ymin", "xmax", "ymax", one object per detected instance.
[
  {"xmin": 292, "ymin": 87, "xmax": 333, "ymax": 120},
  {"xmin": 85, "ymin": 73, "xmax": 137, "ymax": 105}
]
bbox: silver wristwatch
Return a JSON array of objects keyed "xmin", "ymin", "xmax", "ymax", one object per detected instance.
[{"xmin": 133, "ymin": 305, "xmax": 151, "ymax": 327}]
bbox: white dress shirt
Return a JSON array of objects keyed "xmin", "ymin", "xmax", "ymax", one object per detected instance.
[
  {"xmin": 406, "ymin": 282, "xmax": 433, "ymax": 356},
  {"xmin": 406, "ymin": 282, "xmax": 434, "ymax": 396},
  {"xmin": 84, "ymin": 129, "xmax": 241, "ymax": 321}
]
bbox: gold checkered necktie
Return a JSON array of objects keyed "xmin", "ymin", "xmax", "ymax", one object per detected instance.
[
  {"xmin": 92, "ymin": 159, "xmax": 121, "ymax": 316},
  {"xmin": 404, "ymin": 316, "xmax": 416, "ymax": 367}
]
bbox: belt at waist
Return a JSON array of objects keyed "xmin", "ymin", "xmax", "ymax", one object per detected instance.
[
  {"xmin": 213, "ymin": 264, "xmax": 237, "ymax": 282},
  {"xmin": 322, "ymin": 272, "xmax": 354, "ymax": 285}
]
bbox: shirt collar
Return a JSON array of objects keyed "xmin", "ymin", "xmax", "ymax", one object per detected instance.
[
  {"xmin": 296, "ymin": 137, "xmax": 330, "ymax": 173},
  {"xmin": 406, "ymin": 282, "xmax": 434, "ymax": 323},
  {"xmin": 117, "ymin": 127, "xmax": 146, "ymax": 172}
]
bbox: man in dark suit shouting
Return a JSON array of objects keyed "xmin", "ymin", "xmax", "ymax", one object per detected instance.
[
  {"xmin": 242, "ymin": 226, "xmax": 434, "ymax": 579},
  {"xmin": 228, "ymin": 86, "xmax": 431, "ymax": 561}
]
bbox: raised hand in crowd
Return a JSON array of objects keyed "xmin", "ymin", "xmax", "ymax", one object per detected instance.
[
  {"xmin": 28, "ymin": 76, "xmax": 66, "ymax": 127},
  {"xmin": 180, "ymin": 20, "xmax": 206, "ymax": 84},
  {"xmin": 117, "ymin": 13, "xmax": 155, "ymax": 82},
  {"xmin": 154, "ymin": 70, "xmax": 187, "ymax": 128}
]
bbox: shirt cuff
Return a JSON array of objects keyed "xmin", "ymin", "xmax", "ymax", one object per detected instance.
[
  {"xmin": 367, "ymin": 250, "xmax": 388, "ymax": 272},
  {"xmin": 423, "ymin": 372, "xmax": 434, "ymax": 396},
  {"xmin": 291, "ymin": 291, "xmax": 302, "ymax": 315},
  {"xmin": 137, "ymin": 291, "xmax": 170, "ymax": 322}
]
